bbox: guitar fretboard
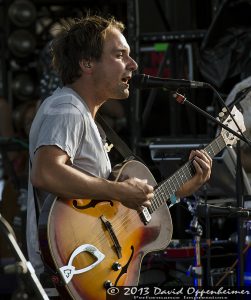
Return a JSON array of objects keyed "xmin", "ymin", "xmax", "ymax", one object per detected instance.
[{"xmin": 148, "ymin": 134, "xmax": 226, "ymax": 214}]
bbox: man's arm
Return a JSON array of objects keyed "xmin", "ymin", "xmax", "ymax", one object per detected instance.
[
  {"xmin": 31, "ymin": 146, "xmax": 212, "ymax": 210},
  {"xmin": 31, "ymin": 145, "xmax": 154, "ymax": 210}
]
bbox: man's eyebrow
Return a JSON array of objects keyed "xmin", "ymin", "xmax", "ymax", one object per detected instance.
[
  {"xmin": 115, "ymin": 47, "xmax": 130, "ymax": 54},
  {"xmin": 115, "ymin": 48, "xmax": 126, "ymax": 51}
]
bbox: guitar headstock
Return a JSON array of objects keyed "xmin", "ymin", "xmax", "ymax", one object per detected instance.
[{"xmin": 219, "ymin": 106, "xmax": 246, "ymax": 146}]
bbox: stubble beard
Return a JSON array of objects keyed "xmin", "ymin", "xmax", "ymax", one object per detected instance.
[{"xmin": 116, "ymin": 82, "xmax": 129, "ymax": 99}]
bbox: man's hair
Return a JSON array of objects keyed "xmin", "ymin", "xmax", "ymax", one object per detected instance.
[{"xmin": 51, "ymin": 15, "xmax": 125, "ymax": 85}]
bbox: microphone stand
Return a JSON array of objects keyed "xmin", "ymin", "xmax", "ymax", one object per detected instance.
[
  {"xmin": 173, "ymin": 92, "xmax": 249, "ymax": 144},
  {"xmin": 185, "ymin": 198, "xmax": 203, "ymax": 287},
  {"xmin": 0, "ymin": 214, "xmax": 49, "ymax": 300},
  {"xmin": 173, "ymin": 92, "xmax": 250, "ymax": 286},
  {"xmin": 236, "ymin": 140, "xmax": 245, "ymax": 286}
]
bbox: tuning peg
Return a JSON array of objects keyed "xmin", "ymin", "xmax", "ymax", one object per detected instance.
[
  {"xmin": 218, "ymin": 112, "xmax": 225, "ymax": 118},
  {"xmin": 222, "ymin": 107, "xmax": 227, "ymax": 113}
]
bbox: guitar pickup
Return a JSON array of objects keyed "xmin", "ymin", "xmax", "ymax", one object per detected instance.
[{"xmin": 139, "ymin": 207, "xmax": 151, "ymax": 225}]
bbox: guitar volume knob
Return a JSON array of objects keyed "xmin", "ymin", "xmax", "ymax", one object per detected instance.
[
  {"xmin": 104, "ymin": 280, "xmax": 113, "ymax": 289},
  {"xmin": 112, "ymin": 262, "xmax": 122, "ymax": 271}
]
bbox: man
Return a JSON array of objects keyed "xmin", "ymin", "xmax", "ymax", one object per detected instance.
[{"xmin": 27, "ymin": 15, "xmax": 212, "ymax": 287}]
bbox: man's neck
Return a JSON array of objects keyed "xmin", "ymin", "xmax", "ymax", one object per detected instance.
[{"xmin": 67, "ymin": 82, "xmax": 105, "ymax": 118}]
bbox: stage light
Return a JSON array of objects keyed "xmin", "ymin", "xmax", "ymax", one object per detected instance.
[
  {"xmin": 8, "ymin": 0, "xmax": 36, "ymax": 27},
  {"xmin": 6, "ymin": 0, "xmax": 38, "ymax": 105},
  {"xmin": 11, "ymin": 73, "xmax": 36, "ymax": 101},
  {"xmin": 8, "ymin": 29, "xmax": 36, "ymax": 58}
]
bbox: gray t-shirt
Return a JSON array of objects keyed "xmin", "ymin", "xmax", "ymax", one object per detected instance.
[{"xmin": 26, "ymin": 86, "xmax": 111, "ymax": 274}]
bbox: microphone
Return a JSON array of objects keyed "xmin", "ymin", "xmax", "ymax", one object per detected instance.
[{"xmin": 130, "ymin": 74, "xmax": 208, "ymax": 90}]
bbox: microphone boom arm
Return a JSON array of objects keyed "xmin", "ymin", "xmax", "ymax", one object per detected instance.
[{"xmin": 174, "ymin": 93, "xmax": 248, "ymax": 145}]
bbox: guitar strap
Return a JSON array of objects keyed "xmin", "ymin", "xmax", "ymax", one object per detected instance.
[{"xmin": 95, "ymin": 112, "xmax": 144, "ymax": 164}]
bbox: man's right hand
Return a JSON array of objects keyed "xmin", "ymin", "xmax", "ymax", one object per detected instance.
[{"xmin": 116, "ymin": 177, "xmax": 154, "ymax": 211}]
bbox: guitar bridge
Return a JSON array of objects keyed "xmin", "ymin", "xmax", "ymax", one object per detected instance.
[
  {"xmin": 100, "ymin": 215, "xmax": 122, "ymax": 258},
  {"xmin": 139, "ymin": 207, "xmax": 151, "ymax": 225}
]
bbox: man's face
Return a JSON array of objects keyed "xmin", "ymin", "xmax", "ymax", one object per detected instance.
[{"xmin": 92, "ymin": 28, "xmax": 138, "ymax": 100}]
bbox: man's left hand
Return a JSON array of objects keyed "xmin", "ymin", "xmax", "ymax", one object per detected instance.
[{"xmin": 176, "ymin": 149, "xmax": 212, "ymax": 198}]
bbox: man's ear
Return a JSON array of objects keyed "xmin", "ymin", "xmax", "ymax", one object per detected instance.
[{"xmin": 79, "ymin": 59, "xmax": 92, "ymax": 73}]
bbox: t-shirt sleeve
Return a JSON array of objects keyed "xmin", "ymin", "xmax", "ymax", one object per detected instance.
[{"xmin": 34, "ymin": 103, "xmax": 85, "ymax": 161}]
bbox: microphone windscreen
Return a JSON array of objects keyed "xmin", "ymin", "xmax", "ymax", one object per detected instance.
[{"xmin": 130, "ymin": 74, "xmax": 146, "ymax": 89}]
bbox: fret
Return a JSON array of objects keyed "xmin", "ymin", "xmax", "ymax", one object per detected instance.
[
  {"xmin": 178, "ymin": 165, "xmax": 187, "ymax": 184},
  {"xmin": 169, "ymin": 176, "xmax": 177, "ymax": 193},
  {"xmin": 160, "ymin": 186, "xmax": 169, "ymax": 202},
  {"xmin": 161, "ymin": 183, "xmax": 171, "ymax": 198},
  {"xmin": 169, "ymin": 178, "xmax": 177, "ymax": 194},
  {"xmin": 153, "ymin": 190, "xmax": 162, "ymax": 209},
  {"xmin": 214, "ymin": 137, "xmax": 221, "ymax": 153},
  {"xmin": 154, "ymin": 186, "xmax": 164, "ymax": 200},
  {"xmin": 186, "ymin": 161, "xmax": 195, "ymax": 178},
  {"xmin": 150, "ymin": 187, "xmax": 166, "ymax": 212},
  {"xmin": 206, "ymin": 143, "xmax": 214, "ymax": 158},
  {"xmin": 154, "ymin": 190, "xmax": 163, "ymax": 208},
  {"xmin": 204, "ymin": 136, "xmax": 225, "ymax": 159},
  {"xmin": 150, "ymin": 198, "xmax": 157, "ymax": 211},
  {"xmin": 181, "ymin": 164, "xmax": 189, "ymax": 182},
  {"xmin": 173, "ymin": 173, "xmax": 181, "ymax": 190},
  {"xmin": 213, "ymin": 136, "xmax": 222, "ymax": 154}
]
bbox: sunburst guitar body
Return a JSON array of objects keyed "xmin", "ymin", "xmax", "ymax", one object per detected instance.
[{"xmin": 39, "ymin": 160, "xmax": 173, "ymax": 300}]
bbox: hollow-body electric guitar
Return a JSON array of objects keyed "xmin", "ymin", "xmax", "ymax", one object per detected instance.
[{"xmin": 38, "ymin": 106, "xmax": 245, "ymax": 300}]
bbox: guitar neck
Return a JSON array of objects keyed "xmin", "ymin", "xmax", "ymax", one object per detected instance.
[{"xmin": 148, "ymin": 134, "xmax": 226, "ymax": 214}]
